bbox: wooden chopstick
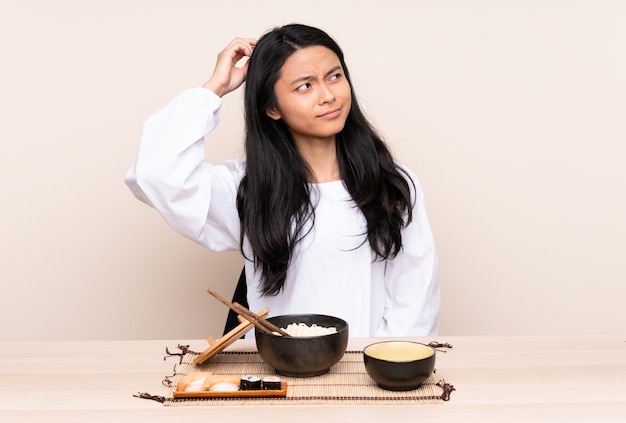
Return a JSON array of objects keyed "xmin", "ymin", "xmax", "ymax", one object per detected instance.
[
  {"xmin": 232, "ymin": 302, "xmax": 291, "ymax": 336},
  {"xmin": 207, "ymin": 288, "xmax": 291, "ymax": 337}
]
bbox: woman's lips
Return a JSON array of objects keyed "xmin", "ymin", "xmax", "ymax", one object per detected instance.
[{"xmin": 318, "ymin": 108, "xmax": 342, "ymax": 119}]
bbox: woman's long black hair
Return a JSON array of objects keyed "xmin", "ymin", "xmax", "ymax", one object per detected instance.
[{"xmin": 237, "ymin": 24, "xmax": 415, "ymax": 296}]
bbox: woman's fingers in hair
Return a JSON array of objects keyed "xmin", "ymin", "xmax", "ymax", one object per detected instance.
[
  {"xmin": 203, "ymin": 37, "xmax": 257, "ymax": 97},
  {"xmin": 223, "ymin": 37, "xmax": 257, "ymax": 60}
]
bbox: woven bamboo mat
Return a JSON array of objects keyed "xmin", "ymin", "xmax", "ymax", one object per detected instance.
[{"xmin": 159, "ymin": 350, "xmax": 454, "ymax": 406}]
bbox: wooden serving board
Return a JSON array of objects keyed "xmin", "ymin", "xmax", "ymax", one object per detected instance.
[{"xmin": 173, "ymin": 381, "xmax": 287, "ymax": 399}]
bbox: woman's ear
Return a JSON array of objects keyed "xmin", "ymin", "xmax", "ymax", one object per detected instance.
[{"xmin": 266, "ymin": 107, "xmax": 282, "ymax": 120}]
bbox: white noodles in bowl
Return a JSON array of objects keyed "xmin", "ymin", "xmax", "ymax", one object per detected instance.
[{"xmin": 280, "ymin": 323, "xmax": 338, "ymax": 337}]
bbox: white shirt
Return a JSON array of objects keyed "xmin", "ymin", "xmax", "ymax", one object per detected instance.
[{"xmin": 125, "ymin": 87, "xmax": 440, "ymax": 337}]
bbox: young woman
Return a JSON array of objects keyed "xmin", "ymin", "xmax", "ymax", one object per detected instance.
[{"xmin": 125, "ymin": 24, "xmax": 440, "ymax": 337}]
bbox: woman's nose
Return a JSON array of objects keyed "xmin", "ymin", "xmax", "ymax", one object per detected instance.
[{"xmin": 318, "ymin": 83, "xmax": 335, "ymax": 104}]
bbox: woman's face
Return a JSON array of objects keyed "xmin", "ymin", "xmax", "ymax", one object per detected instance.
[{"xmin": 266, "ymin": 45, "xmax": 352, "ymax": 144}]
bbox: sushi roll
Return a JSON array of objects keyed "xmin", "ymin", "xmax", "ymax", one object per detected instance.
[
  {"xmin": 240, "ymin": 375, "xmax": 262, "ymax": 390},
  {"xmin": 262, "ymin": 376, "xmax": 282, "ymax": 390}
]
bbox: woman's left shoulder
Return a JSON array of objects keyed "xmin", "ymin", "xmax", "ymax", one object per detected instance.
[
  {"xmin": 394, "ymin": 161, "xmax": 422, "ymax": 185},
  {"xmin": 394, "ymin": 161, "xmax": 415, "ymax": 176},
  {"xmin": 394, "ymin": 161, "xmax": 425, "ymax": 200}
]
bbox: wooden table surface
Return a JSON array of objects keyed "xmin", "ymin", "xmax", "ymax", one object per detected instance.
[{"xmin": 1, "ymin": 335, "xmax": 625, "ymax": 422}]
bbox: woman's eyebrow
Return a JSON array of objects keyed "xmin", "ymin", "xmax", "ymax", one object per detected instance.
[
  {"xmin": 289, "ymin": 65, "xmax": 343, "ymax": 86},
  {"xmin": 324, "ymin": 65, "xmax": 342, "ymax": 77}
]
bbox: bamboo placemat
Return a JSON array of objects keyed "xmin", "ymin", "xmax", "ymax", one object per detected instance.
[{"xmin": 154, "ymin": 349, "xmax": 454, "ymax": 406}]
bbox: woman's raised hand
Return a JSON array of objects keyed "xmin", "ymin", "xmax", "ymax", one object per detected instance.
[{"xmin": 202, "ymin": 37, "xmax": 257, "ymax": 98}]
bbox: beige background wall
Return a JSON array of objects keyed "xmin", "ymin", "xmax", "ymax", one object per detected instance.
[{"xmin": 1, "ymin": 0, "xmax": 624, "ymax": 341}]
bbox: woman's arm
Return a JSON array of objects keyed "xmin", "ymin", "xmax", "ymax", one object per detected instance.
[
  {"xmin": 124, "ymin": 88, "xmax": 244, "ymax": 250},
  {"xmin": 124, "ymin": 37, "xmax": 257, "ymax": 251},
  {"xmin": 377, "ymin": 169, "xmax": 441, "ymax": 336}
]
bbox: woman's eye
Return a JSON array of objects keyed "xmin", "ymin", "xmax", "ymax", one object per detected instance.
[
  {"xmin": 330, "ymin": 73, "xmax": 342, "ymax": 81},
  {"xmin": 296, "ymin": 83, "xmax": 312, "ymax": 91}
]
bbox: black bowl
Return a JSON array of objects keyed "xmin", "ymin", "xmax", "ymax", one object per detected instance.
[
  {"xmin": 255, "ymin": 314, "xmax": 349, "ymax": 377},
  {"xmin": 363, "ymin": 341, "xmax": 436, "ymax": 391}
]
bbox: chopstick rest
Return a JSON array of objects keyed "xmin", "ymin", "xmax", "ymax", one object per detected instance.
[{"xmin": 193, "ymin": 307, "xmax": 270, "ymax": 365}]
